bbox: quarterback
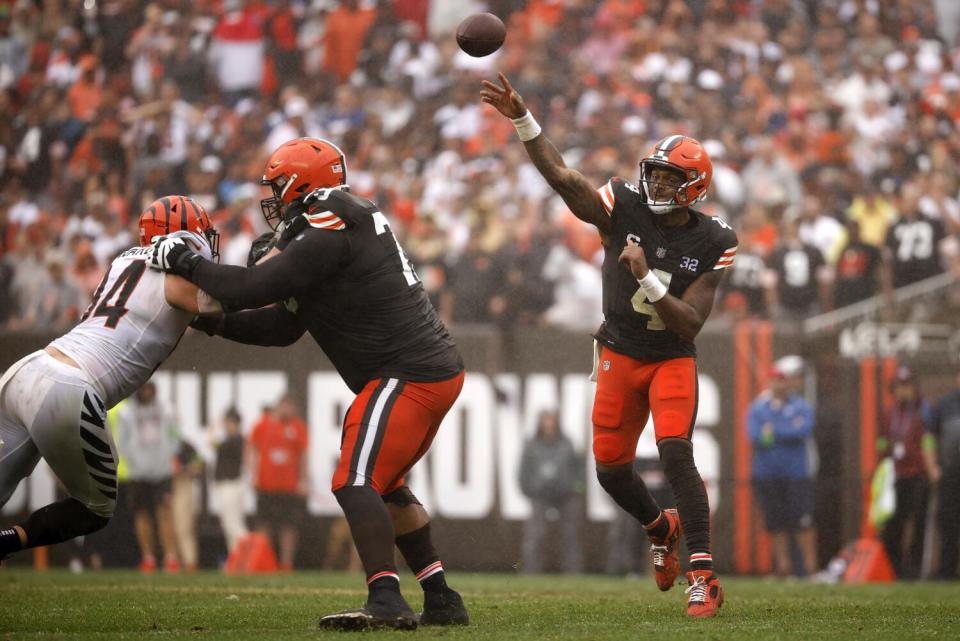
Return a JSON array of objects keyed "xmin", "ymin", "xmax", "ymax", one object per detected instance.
[
  {"xmin": 0, "ymin": 197, "xmax": 221, "ymax": 563},
  {"xmin": 150, "ymin": 138, "xmax": 468, "ymax": 631},
  {"xmin": 482, "ymin": 74, "xmax": 737, "ymax": 617}
]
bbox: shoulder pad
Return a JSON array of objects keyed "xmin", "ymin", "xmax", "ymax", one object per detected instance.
[
  {"xmin": 596, "ymin": 177, "xmax": 641, "ymax": 215},
  {"xmin": 304, "ymin": 187, "xmax": 376, "ymax": 230},
  {"xmin": 704, "ymin": 215, "xmax": 738, "ymax": 271}
]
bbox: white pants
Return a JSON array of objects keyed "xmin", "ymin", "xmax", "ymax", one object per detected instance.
[
  {"xmin": 0, "ymin": 351, "xmax": 117, "ymax": 518},
  {"xmin": 214, "ymin": 479, "xmax": 248, "ymax": 552}
]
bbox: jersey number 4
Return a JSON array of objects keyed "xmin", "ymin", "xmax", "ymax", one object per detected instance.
[
  {"xmin": 631, "ymin": 268, "xmax": 672, "ymax": 331},
  {"xmin": 80, "ymin": 260, "xmax": 147, "ymax": 329}
]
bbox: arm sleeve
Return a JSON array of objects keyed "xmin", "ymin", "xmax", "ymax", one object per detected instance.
[
  {"xmin": 190, "ymin": 228, "xmax": 349, "ymax": 310},
  {"xmin": 218, "ymin": 304, "xmax": 307, "ymax": 347}
]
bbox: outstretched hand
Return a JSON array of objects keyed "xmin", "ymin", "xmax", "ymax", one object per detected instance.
[{"xmin": 480, "ymin": 72, "xmax": 527, "ymax": 119}]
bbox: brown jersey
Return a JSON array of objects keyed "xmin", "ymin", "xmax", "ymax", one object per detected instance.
[{"xmin": 593, "ymin": 177, "xmax": 738, "ymax": 362}]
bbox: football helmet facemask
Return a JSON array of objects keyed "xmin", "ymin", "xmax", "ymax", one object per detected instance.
[
  {"xmin": 139, "ymin": 195, "xmax": 220, "ymax": 261},
  {"xmin": 638, "ymin": 136, "xmax": 712, "ymax": 214},
  {"xmin": 260, "ymin": 137, "xmax": 348, "ymax": 230}
]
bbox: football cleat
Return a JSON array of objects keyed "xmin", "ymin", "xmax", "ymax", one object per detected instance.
[
  {"xmin": 684, "ymin": 570, "xmax": 724, "ymax": 618},
  {"xmin": 649, "ymin": 508, "xmax": 683, "ymax": 591},
  {"xmin": 139, "ymin": 555, "xmax": 157, "ymax": 574},
  {"xmin": 419, "ymin": 588, "xmax": 469, "ymax": 626},
  {"xmin": 319, "ymin": 590, "xmax": 417, "ymax": 631}
]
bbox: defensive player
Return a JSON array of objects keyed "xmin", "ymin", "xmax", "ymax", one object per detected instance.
[
  {"xmin": 481, "ymin": 74, "xmax": 736, "ymax": 617},
  {"xmin": 150, "ymin": 138, "xmax": 468, "ymax": 631},
  {"xmin": 0, "ymin": 197, "xmax": 221, "ymax": 563}
]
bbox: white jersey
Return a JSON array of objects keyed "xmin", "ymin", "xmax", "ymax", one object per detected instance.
[{"xmin": 51, "ymin": 231, "xmax": 211, "ymax": 409}]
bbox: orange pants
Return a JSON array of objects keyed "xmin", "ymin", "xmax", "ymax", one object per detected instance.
[
  {"xmin": 332, "ymin": 371, "xmax": 465, "ymax": 494},
  {"xmin": 592, "ymin": 347, "xmax": 698, "ymax": 466}
]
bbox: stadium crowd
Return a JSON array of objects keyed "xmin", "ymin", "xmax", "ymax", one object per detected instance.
[{"xmin": 0, "ymin": 0, "xmax": 959, "ymax": 332}]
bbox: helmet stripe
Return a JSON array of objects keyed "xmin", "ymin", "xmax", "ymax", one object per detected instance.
[
  {"xmin": 161, "ymin": 197, "xmax": 172, "ymax": 234},
  {"xmin": 179, "ymin": 196, "xmax": 189, "ymax": 231},
  {"xmin": 321, "ymin": 138, "xmax": 348, "ymax": 184}
]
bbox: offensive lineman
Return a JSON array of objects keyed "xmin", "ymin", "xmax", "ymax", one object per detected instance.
[
  {"xmin": 481, "ymin": 74, "xmax": 737, "ymax": 617},
  {"xmin": 150, "ymin": 138, "xmax": 468, "ymax": 631},
  {"xmin": 0, "ymin": 197, "xmax": 221, "ymax": 563}
]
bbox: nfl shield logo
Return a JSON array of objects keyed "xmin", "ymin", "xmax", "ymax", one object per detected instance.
[
  {"xmin": 603, "ymin": 360, "xmax": 611, "ymax": 371},
  {"xmin": 656, "ymin": 247, "xmax": 667, "ymax": 259}
]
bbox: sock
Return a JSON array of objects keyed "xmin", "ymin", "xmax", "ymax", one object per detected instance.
[
  {"xmin": 659, "ymin": 440, "xmax": 712, "ymax": 572},
  {"xmin": 0, "ymin": 526, "xmax": 24, "ymax": 557},
  {"xmin": 396, "ymin": 524, "xmax": 448, "ymax": 593},
  {"xmin": 18, "ymin": 498, "xmax": 109, "ymax": 550},
  {"xmin": 368, "ymin": 571, "xmax": 401, "ymax": 594},
  {"xmin": 689, "ymin": 553, "xmax": 713, "ymax": 573},
  {"xmin": 643, "ymin": 511, "xmax": 671, "ymax": 541},
  {"xmin": 334, "ymin": 486, "xmax": 399, "ymax": 585},
  {"xmin": 596, "ymin": 465, "xmax": 662, "ymax": 525}
]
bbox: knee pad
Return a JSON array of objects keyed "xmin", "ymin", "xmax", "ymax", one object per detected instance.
[
  {"xmin": 593, "ymin": 433, "xmax": 631, "ymax": 466},
  {"xmin": 382, "ymin": 486, "xmax": 421, "ymax": 507}
]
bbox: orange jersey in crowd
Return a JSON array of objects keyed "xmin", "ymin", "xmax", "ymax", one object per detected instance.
[{"xmin": 249, "ymin": 415, "xmax": 308, "ymax": 494}]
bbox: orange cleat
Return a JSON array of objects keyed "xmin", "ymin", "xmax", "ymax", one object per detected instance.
[
  {"xmin": 163, "ymin": 554, "xmax": 181, "ymax": 574},
  {"xmin": 648, "ymin": 508, "xmax": 683, "ymax": 591},
  {"xmin": 139, "ymin": 555, "xmax": 157, "ymax": 574},
  {"xmin": 685, "ymin": 570, "xmax": 724, "ymax": 618}
]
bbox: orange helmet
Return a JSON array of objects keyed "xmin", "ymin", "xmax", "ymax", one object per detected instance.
[
  {"xmin": 260, "ymin": 137, "xmax": 348, "ymax": 229},
  {"xmin": 138, "ymin": 195, "xmax": 219, "ymax": 260},
  {"xmin": 638, "ymin": 135, "xmax": 712, "ymax": 214}
]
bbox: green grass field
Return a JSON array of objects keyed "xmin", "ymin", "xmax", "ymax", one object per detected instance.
[{"xmin": 1, "ymin": 570, "xmax": 958, "ymax": 640}]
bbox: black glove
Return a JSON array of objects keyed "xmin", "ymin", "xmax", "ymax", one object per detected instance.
[
  {"xmin": 247, "ymin": 232, "xmax": 277, "ymax": 267},
  {"xmin": 277, "ymin": 202, "xmax": 310, "ymax": 249},
  {"xmin": 189, "ymin": 314, "xmax": 225, "ymax": 336},
  {"xmin": 150, "ymin": 236, "xmax": 202, "ymax": 279}
]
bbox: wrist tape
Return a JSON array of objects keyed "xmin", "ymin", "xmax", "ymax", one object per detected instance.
[
  {"xmin": 512, "ymin": 111, "xmax": 542, "ymax": 142},
  {"xmin": 638, "ymin": 271, "xmax": 668, "ymax": 302}
]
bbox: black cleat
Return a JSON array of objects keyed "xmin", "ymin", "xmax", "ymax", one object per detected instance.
[
  {"xmin": 419, "ymin": 588, "xmax": 469, "ymax": 626},
  {"xmin": 319, "ymin": 589, "xmax": 418, "ymax": 631}
]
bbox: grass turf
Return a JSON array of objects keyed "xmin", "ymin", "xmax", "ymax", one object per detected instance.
[{"xmin": 1, "ymin": 570, "xmax": 958, "ymax": 640}]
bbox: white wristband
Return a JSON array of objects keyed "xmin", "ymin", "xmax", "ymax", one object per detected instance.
[
  {"xmin": 512, "ymin": 111, "xmax": 542, "ymax": 142},
  {"xmin": 638, "ymin": 271, "xmax": 668, "ymax": 302}
]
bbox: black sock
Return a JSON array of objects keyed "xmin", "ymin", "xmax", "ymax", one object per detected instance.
[
  {"xmin": 17, "ymin": 498, "xmax": 109, "ymax": 551},
  {"xmin": 596, "ymin": 465, "xmax": 662, "ymax": 525},
  {"xmin": 396, "ymin": 524, "xmax": 448, "ymax": 593},
  {"xmin": 0, "ymin": 527, "xmax": 23, "ymax": 557},
  {"xmin": 334, "ymin": 486, "xmax": 399, "ymax": 584},
  {"xmin": 643, "ymin": 512, "xmax": 670, "ymax": 541},
  {"xmin": 660, "ymin": 440, "xmax": 713, "ymax": 572}
]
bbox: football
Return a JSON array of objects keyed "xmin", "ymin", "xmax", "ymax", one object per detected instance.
[{"xmin": 456, "ymin": 13, "xmax": 506, "ymax": 57}]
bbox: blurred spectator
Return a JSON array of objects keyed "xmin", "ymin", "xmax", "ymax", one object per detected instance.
[
  {"xmin": 930, "ymin": 370, "xmax": 960, "ymax": 580},
  {"xmin": 519, "ymin": 410, "xmax": 582, "ymax": 574},
  {"xmin": 212, "ymin": 407, "xmax": 248, "ymax": 554},
  {"xmin": 209, "ymin": 1, "xmax": 266, "ymax": 105},
  {"xmin": 248, "ymin": 396, "xmax": 308, "ymax": 572},
  {"xmin": 878, "ymin": 366, "xmax": 938, "ymax": 580},
  {"xmin": 747, "ymin": 360, "xmax": 817, "ymax": 577},
  {"xmin": 846, "ymin": 183, "xmax": 896, "ymax": 249},
  {"xmin": 12, "ymin": 250, "xmax": 83, "ymax": 331},
  {"xmin": 171, "ymin": 440, "xmax": 202, "ymax": 572},
  {"xmin": 797, "ymin": 194, "xmax": 844, "ymax": 266},
  {"xmin": 883, "ymin": 183, "xmax": 948, "ymax": 291},
  {"xmin": 116, "ymin": 381, "xmax": 181, "ymax": 574},
  {"xmin": 323, "ymin": 0, "xmax": 377, "ymax": 83},
  {"xmin": 722, "ymin": 237, "xmax": 769, "ymax": 319},
  {"xmin": 765, "ymin": 218, "xmax": 828, "ymax": 320},
  {"xmin": 833, "ymin": 219, "xmax": 883, "ymax": 308}
]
